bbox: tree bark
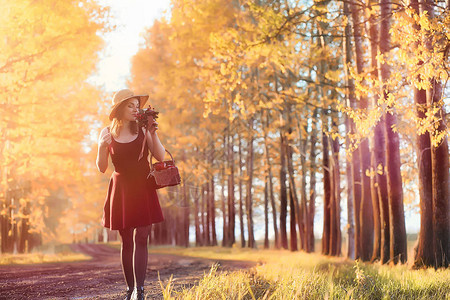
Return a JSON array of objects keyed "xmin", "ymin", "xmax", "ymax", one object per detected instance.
[
  {"xmin": 422, "ymin": 0, "xmax": 450, "ymax": 269},
  {"xmin": 264, "ymin": 177, "xmax": 269, "ymax": 249},
  {"xmin": 367, "ymin": 0, "xmax": 382, "ymax": 263},
  {"xmin": 428, "ymin": 81, "xmax": 449, "ymax": 268},
  {"xmin": 221, "ymin": 135, "xmax": 228, "ymax": 247},
  {"xmin": 238, "ymin": 134, "xmax": 246, "ymax": 247},
  {"xmin": 264, "ymin": 111, "xmax": 280, "ymax": 248},
  {"xmin": 182, "ymin": 180, "xmax": 190, "ymax": 247},
  {"xmin": 343, "ymin": 0, "xmax": 355, "ymax": 259},
  {"xmin": 350, "ymin": 0, "xmax": 374, "ymax": 261},
  {"xmin": 379, "ymin": 0, "xmax": 407, "ymax": 263},
  {"xmin": 286, "ymin": 125, "xmax": 301, "ymax": 252},
  {"xmin": 279, "ymin": 129, "xmax": 289, "ymax": 250},
  {"xmin": 330, "ymin": 126, "xmax": 341, "ymax": 256},
  {"xmin": 194, "ymin": 186, "xmax": 202, "ymax": 246},
  {"xmin": 210, "ymin": 174, "xmax": 217, "ymax": 246},
  {"xmin": 289, "ymin": 183, "xmax": 298, "ymax": 252},
  {"xmin": 286, "ymin": 123, "xmax": 300, "ymax": 252},
  {"xmin": 374, "ymin": 115, "xmax": 390, "ymax": 264},
  {"xmin": 322, "ymin": 129, "xmax": 331, "ymax": 255},
  {"xmin": 308, "ymin": 111, "xmax": 317, "ymax": 253},
  {"xmin": 246, "ymin": 121, "xmax": 256, "ymax": 248},
  {"xmin": 227, "ymin": 131, "xmax": 236, "ymax": 247},
  {"xmin": 296, "ymin": 112, "xmax": 309, "ymax": 251},
  {"xmin": 203, "ymin": 182, "xmax": 210, "ymax": 245},
  {"xmin": 410, "ymin": 0, "xmax": 433, "ymax": 268}
]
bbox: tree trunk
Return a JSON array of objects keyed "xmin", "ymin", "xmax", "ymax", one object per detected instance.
[
  {"xmin": 345, "ymin": 119, "xmax": 355, "ymax": 259},
  {"xmin": 203, "ymin": 183, "xmax": 209, "ymax": 246},
  {"xmin": 289, "ymin": 184, "xmax": 298, "ymax": 252},
  {"xmin": 422, "ymin": 0, "xmax": 450, "ymax": 269},
  {"xmin": 279, "ymin": 129, "xmax": 289, "ymax": 250},
  {"xmin": 429, "ymin": 81, "xmax": 449, "ymax": 268},
  {"xmin": 322, "ymin": 130, "xmax": 331, "ymax": 255},
  {"xmin": 210, "ymin": 174, "xmax": 217, "ymax": 246},
  {"xmin": 18, "ymin": 206, "xmax": 29, "ymax": 254},
  {"xmin": 221, "ymin": 135, "xmax": 228, "ymax": 247},
  {"xmin": 227, "ymin": 131, "xmax": 236, "ymax": 247},
  {"xmin": 374, "ymin": 115, "xmax": 390, "ymax": 264},
  {"xmin": 220, "ymin": 170, "xmax": 227, "ymax": 247},
  {"xmin": 331, "ymin": 128, "xmax": 341, "ymax": 256},
  {"xmin": 346, "ymin": 3, "xmax": 361, "ymax": 260},
  {"xmin": 238, "ymin": 134, "xmax": 246, "ymax": 247},
  {"xmin": 286, "ymin": 126, "xmax": 301, "ymax": 252},
  {"xmin": 308, "ymin": 110, "xmax": 318, "ymax": 253},
  {"xmin": 246, "ymin": 122, "xmax": 256, "ymax": 248},
  {"xmin": 328, "ymin": 135, "xmax": 337, "ymax": 256},
  {"xmin": 380, "ymin": 0, "xmax": 407, "ymax": 263},
  {"xmin": 182, "ymin": 180, "xmax": 190, "ymax": 247},
  {"xmin": 194, "ymin": 186, "xmax": 202, "ymax": 246},
  {"xmin": 264, "ymin": 177, "xmax": 269, "ymax": 249},
  {"xmin": 286, "ymin": 124, "xmax": 300, "ymax": 252},
  {"xmin": 367, "ymin": 2, "xmax": 390, "ymax": 263},
  {"xmin": 264, "ymin": 111, "xmax": 279, "ymax": 248},
  {"xmin": 343, "ymin": 0, "xmax": 355, "ymax": 259},
  {"xmin": 367, "ymin": 0, "xmax": 382, "ymax": 263},
  {"xmin": 296, "ymin": 112, "xmax": 309, "ymax": 251},
  {"xmin": 409, "ymin": 0, "xmax": 433, "ymax": 268},
  {"xmin": 350, "ymin": 0, "xmax": 373, "ymax": 261}
]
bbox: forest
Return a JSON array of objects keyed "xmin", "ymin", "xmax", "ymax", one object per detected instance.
[{"xmin": 0, "ymin": 0, "xmax": 449, "ymax": 271}]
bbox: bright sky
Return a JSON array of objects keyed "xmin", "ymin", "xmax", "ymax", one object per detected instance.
[{"xmin": 88, "ymin": 0, "xmax": 171, "ymax": 92}]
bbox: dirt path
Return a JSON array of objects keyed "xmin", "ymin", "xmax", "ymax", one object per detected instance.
[{"xmin": 0, "ymin": 243, "xmax": 255, "ymax": 299}]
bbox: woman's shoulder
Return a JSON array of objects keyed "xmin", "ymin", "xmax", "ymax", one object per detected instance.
[{"xmin": 99, "ymin": 126, "xmax": 110, "ymax": 137}]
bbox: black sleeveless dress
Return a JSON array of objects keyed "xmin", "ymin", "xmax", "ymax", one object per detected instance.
[{"xmin": 102, "ymin": 129, "xmax": 164, "ymax": 230}]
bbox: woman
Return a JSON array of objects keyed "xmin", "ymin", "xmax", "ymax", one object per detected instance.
[{"xmin": 96, "ymin": 89, "xmax": 165, "ymax": 300}]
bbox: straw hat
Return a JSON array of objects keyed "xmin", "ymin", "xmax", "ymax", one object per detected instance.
[{"xmin": 109, "ymin": 89, "xmax": 149, "ymax": 120}]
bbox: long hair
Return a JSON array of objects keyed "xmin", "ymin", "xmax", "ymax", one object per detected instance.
[{"xmin": 110, "ymin": 100, "xmax": 139, "ymax": 138}]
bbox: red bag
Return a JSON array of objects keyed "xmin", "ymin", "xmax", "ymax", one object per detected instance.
[{"xmin": 148, "ymin": 150, "xmax": 181, "ymax": 189}]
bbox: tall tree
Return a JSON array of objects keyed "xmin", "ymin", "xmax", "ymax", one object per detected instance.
[
  {"xmin": 0, "ymin": 0, "xmax": 108, "ymax": 252},
  {"xmin": 227, "ymin": 129, "xmax": 236, "ymax": 247},
  {"xmin": 246, "ymin": 120, "xmax": 256, "ymax": 248},
  {"xmin": 342, "ymin": 0, "xmax": 356, "ymax": 260},
  {"xmin": 279, "ymin": 129, "xmax": 289, "ymax": 250},
  {"xmin": 379, "ymin": 0, "xmax": 407, "ymax": 264},
  {"xmin": 350, "ymin": 0, "xmax": 374, "ymax": 261},
  {"xmin": 418, "ymin": 0, "xmax": 449, "ymax": 268},
  {"xmin": 321, "ymin": 127, "xmax": 331, "ymax": 255},
  {"xmin": 409, "ymin": 0, "xmax": 433, "ymax": 268},
  {"xmin": 263, "ymin": 110, "xmax": 280, "ymax": 248}
]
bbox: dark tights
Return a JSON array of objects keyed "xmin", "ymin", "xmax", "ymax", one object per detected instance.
[{"xmin": 119, "ymin": 226, "xmax": 150, "ymax": 289}]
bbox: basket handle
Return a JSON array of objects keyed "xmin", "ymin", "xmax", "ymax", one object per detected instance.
[{"xmin": 150, "ymin": 149, "xmax": 175, "ymax": 170}]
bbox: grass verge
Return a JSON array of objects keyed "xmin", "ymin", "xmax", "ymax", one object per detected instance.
[
  {"xmin": 0, "ymin": 244, "xmax": 89, "ymax": 265},
  {"xmin": 152, "ymin": 246, "xmax": 450, "ymax": 300}
]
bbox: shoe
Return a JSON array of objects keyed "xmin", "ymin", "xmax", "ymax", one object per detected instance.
[
  {"xmin": 124, "ymin": 287, "xmax": 133, "ymax": 300},
  {"xmin": 132, "ymin": 286, "xmax": 145, "ymax": 300}
]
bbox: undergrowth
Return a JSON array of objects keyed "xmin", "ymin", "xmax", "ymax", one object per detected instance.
[{"xmin": 156, "ymin": 247, "xmax": 450, "ymax": 300}]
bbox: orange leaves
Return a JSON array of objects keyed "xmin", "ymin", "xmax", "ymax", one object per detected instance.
[{"xmin": 0, "ymin": 0, "xmax": 109, "ymax": 241}]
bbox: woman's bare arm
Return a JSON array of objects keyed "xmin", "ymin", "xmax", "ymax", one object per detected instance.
[{"xmin": 96, "ymin": 127, "xmax": 111, "ymax": 173}]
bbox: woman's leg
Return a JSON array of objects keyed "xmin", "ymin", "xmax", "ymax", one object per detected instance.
[
  {"xmin": 133, "ymin": 225, "xmax": 151, "ymax": 288},
  {"xmin": 119, "ymin": 228, "xmax": 135, "ymax": 289}
]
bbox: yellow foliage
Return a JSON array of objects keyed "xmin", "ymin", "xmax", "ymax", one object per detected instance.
[{"xmin": 0, "ymin": 0, "xmax": 109, "ymax": 241}]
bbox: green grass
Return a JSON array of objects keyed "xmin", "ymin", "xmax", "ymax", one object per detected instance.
[{"xmin": 152, "ymin": 246, "xmax": 450, "ymax": 300}]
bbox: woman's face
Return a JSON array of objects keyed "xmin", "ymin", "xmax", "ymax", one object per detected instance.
[{"xmin": 119, "ymin": 98, "xmax": 139, "ymax": 122}]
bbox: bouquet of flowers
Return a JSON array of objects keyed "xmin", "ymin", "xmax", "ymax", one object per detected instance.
[{"xmin": 136, "ymin": 106, "xmax": 159, "ymax": 129}]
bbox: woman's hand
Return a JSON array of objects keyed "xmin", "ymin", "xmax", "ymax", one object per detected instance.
[
  {"xmin": 99, "ymin": 132, "xmax": 112, "ymax": 149},
  {"xmin": 148, "ymin": 118, "xmax": 159, "ymax": 134}
]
